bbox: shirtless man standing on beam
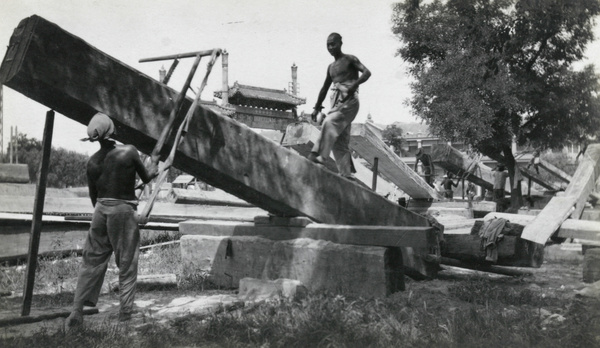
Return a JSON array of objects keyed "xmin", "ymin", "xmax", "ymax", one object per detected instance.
[
  {"xmin": 67, "ymin": 113, "xmax": 157, "ymax": 327},
  {"xmin": 309, "ymin": 32, "xmax": 371, "ymax": 179}
]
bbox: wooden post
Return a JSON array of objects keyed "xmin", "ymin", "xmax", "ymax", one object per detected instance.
[
  {"xmin": 372, "ymin": 157, "xmax": 379, "ymax": 191},
  {"xmin": 15, "ymin": 126, "xmax": 18, "ymax": 163},
  {"xmin": 21, "ymin": 110, "xmax": 54, "ymax": 316},
  {"xmin": 9, "ymin": 126, "xmax": 13, "ymax": 163}
]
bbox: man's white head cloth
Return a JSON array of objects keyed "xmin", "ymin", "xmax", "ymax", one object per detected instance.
[{"xmin": 82, "ymin": 113, "xmax": 115, "ymax": 141}]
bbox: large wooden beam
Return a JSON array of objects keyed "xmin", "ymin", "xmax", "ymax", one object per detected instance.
[
  {"xmin": 486, "ymin": 212, "xmax": 600, "ymax": 242},
  {"xmin": 281, "ymin": 122, "xmax": 397, "ymax": 196},
  {"xmin": 431, "ymin": 144, "xmax": 556, "ymax": 192},
  {"xmin": 538, "ymin": 158, "xmax": 571, "ymax": 183},
  {"xmin": 348, "ymin": 123, "xmax": 441, "ymax": 200},
  {"xmin": 521, "ymin": 144, "xmax": 600, "ymax": 244},
  {"xmin": 0, "ymin": 15, "xmax": 428, "ymax": 227},
  {"xmin": 179, "ymin": 220, "xmax": 438, "ymax": 250},
  {"xmin": 441, "ymin": 220, "xmax": 544, "ymax": 267},
  {"xmin": 430, "ymin": 145, "xmax": 495, "ymax": 191},
  {"xmin": 517, "ymin": 166, "xmax": 558, "ymax": 191}
]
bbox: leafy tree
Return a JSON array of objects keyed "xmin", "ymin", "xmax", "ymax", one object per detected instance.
[
  {"xmin": 392, "ymin": 0, "xmax": 600, "ymax": 208},
  {"xmin": 383, "ymin": 124, "xmax": 405, "ymax": 156},
  {"xmin": 6, "ymin": 133, "xmax": 89, "ymax": 188}
]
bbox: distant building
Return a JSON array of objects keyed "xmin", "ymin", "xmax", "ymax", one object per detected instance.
[{"xmin": 208, "ymin": 56, "xmax": 306, "ymax": 131}]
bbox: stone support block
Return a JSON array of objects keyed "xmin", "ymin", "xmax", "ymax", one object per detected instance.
[{"xmin": 180, "ymin": 235, "xmax": 404, "ymax": 298}]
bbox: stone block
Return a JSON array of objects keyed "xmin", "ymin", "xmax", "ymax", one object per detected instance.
[
  {"xmin": 238, "ymin": 278, "xmax": 308, "ymax": 301},
  {"xmin": 180, "ymin": 235, "xmax": 273, "ymax": 289},
  {"xmin": 583, "ymin": 248, "xmax": 600, "ymax": 283},
  {"xmin": 180, "ymin": 235, "xmax": 404, "ymax": 298}
]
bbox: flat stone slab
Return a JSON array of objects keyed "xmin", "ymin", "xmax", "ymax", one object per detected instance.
[{"xmin": 238, "ymin": 278, "xmax": 308, "ymax": 301}]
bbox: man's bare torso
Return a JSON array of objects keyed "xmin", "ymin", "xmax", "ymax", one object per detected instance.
[{"xmin": 328, "ymin": 54, "xmax": 360, "ymax": 84}]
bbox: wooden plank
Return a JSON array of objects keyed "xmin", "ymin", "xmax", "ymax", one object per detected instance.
[
  {"xmin": 0, "ymin": 196, "xmax": 263, "ymax": 222},
  {"xmin": 22, "ymin": 110, "xmax": 54, "ymax": 316},
  {"xmin": 0, "ymin": 15, "xmax": 429, "ymax": 228},
  {"xmin": 1, "ymin": 230, "xmax": 87, "ymax": 262},
  {"xmin": 0, "ymin": 213, "xmax": 182, "ymax": 262},
  {"xmin": 521, "ymin": 144, "xmax": 600, "ymax": 244},
  {"xmin": 0, "ymin": 308, "xmax": 98, "ymax": 328},
  {"xmin": 441, "ymin": 257, "xmax": 533, "ymax": 276},
  {"xmin": 349, "ymin": 123, "xmax": 441, "ymax": 200},
  {"xmin": 517, "ymin": 166, "xmax": 558, "ymax": 191},
  {"xmin": 168, "ymin": 188, "xmax": 253, "ymax": 207},
  {"xmin": 538, "ymin": 159, "xmax": 572, "ymax": 183},
  {"xmin": 486, "ymin": 212, "xmax": 600, "ymax": 242},
  {"xmin": 179, "ymin": 220, "xmax": 438, "ymax": 250}
]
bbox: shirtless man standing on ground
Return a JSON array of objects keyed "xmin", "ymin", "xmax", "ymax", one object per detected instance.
[
  {"xmin": 66, "ymin": 113, "xmax": 157, "ymax": 327},
  {"xmin": 309, "ymin": 32, "xmax": 371, "ymax": 179}
]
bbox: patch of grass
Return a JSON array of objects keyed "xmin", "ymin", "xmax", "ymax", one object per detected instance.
[
  {"xmin": 1, "ymin": 291, "xmax": 598, "ymax": 347},
  {"xmin": 448, "ymin": 280, "xmax": 555, "ymax": 307},
  {"xmin": 138, "ymin": 244, "xmax": 181, "ymax": 276},
  {"xmin": 0, "ymin": 255, "xmax": 81, "ymax": 295},
  {"xmin": 1, "ymin": 322, "xmax": 135, "ymax": 348},
  {"xmin": 140, "ymin": 230, "xmax": 181, "ymax": 247}
]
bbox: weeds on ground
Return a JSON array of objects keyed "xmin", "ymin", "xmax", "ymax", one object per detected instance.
[
  {"xmin": 1, "ymin": 321, "xmax": 135, "ymax": 348},
  {"xmin": 1, "ymin": 289, "xmax": 598, "ymax": 347},
  {"xmin": 138, "ymin": 244, "xmax": 181, "ymax": 276}
]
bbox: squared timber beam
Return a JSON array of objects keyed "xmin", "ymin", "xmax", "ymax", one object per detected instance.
[
  {"xmin": 0, "ymin": 15, "xmax": 429, "ymax": 227},
  {"xmin": 281, "ymin": 122, "xmax": 397, "ymax": 196},
  {"xmin": 179, "ymin": 220, "xmax": 438, "ymax": 250},
  {"xmin": 430, "ymin": 144, "xmax": 495, "ymax": 191},
  {"xmin": 521, "ymin": 145, "xmax": 600, "ymax": 244},
  {"xmin": 349, "ymin": 123, "xmax": 441, "ymax": 200}
]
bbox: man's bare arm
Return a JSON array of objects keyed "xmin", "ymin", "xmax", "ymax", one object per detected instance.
[
  {"xmin": 346, "ymin": 55, "xmax": 371, "ymax": 96},
  {"xmin": 87, "ymin": 169, "xmax": 98, "ymax": 207},
  {"xmin": 131, "ymin": 147, "xmax": 158, "ymax": 184},
  {"xmin": 312, "ymin": 69, "xmax": 333, "ymax": 120}
]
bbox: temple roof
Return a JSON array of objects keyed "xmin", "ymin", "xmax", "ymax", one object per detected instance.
[
  {"xmin": 214, "ymin": 82, "xmax": 306, "ymax": 110},
  {"xmin": 200, "ymin": 100, "xmax": 236, "ymax": 116}
]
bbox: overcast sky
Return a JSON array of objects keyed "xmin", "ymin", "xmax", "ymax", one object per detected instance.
[{"xmin": 1, "ymin": 0, "xmax": 599, "ymax": 155}]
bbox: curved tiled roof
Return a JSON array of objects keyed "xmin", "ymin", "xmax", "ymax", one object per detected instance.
[{"xmin": 214, "ymin": 82, "xmax": 306, "ymax": 106}]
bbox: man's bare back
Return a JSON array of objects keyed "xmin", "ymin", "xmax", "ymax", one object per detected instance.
[{"xmin": 87, "ymin": 141, "xmax": 153, "ymax": 206}]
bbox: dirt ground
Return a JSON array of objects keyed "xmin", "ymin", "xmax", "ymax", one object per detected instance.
[{"xmin": 0, "ymin": 254, "xmax": 595, "ymax": 340}]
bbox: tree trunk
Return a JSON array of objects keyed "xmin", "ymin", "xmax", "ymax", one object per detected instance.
[{"xmin": 502, "ymin": 146, "xmax": 523, "ymax": 211}]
